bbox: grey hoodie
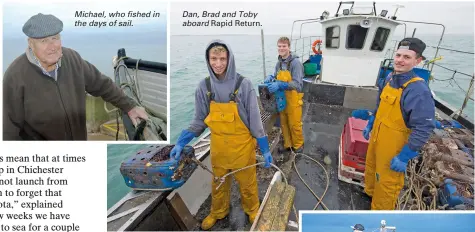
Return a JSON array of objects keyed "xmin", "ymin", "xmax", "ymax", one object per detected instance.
[
  {"xmin": 273, "ymin": 53, "xmax": 304, "ymax": 92},
  {"xmin": 188, "ymin": 40, "xmax": 266, "ymax": 139}
]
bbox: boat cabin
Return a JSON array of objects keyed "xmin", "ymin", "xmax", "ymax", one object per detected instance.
[{"xmin": 318, "ymin": 7, "xmax": 400, "ymax": 86}]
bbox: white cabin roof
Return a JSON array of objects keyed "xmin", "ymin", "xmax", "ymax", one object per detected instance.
[{"xmin": 318, "ymin": 15, "xmax": 401, "ymax": 86}]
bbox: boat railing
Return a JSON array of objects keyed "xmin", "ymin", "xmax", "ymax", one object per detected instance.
[
  {"xmin": 113, "ymin": 48, "xmax": 168, "ymax": 141},
  {"xmin": 291, "ymin": 35, "xmax": 322, "ymax": 63},
  {"xmin": 384, "ymin": 38, "xmax": 474, "ymax": 120},
  {"xmin": 294, "ymin": 34, "xmax": 473, "ymax": 121},
  {"xmin": 289, "ymin": 15, "xmax": 473, "ymax": 122}
]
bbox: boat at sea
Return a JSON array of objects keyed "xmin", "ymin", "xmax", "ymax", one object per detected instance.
[{"xmin": 107, "ymin": 2, "xmax": 474, "ymax": 231}]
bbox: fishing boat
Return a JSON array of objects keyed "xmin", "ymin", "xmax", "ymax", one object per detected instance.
[
  {"xmin": 352, "ymin": 219, "xmax": 396, "ymax": 232},
  {"xmin": 88, "ymin": 48, "xmax": 168, "ymax": 141},
  {"xmin": 107, "ymin": 2, "xmax": 474, "ymax": 231}
]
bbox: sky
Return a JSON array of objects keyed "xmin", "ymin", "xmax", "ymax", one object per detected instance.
[
  {"xmin": 302, "ymin": 212, "xmax": 475, "ymax": 232},
  {"xmin": 171, "ymin": 1, "xmax": 474, "ymax": 36},
  {"xmin": 2, "ymin": 1, "xmax": 472, "ymax": 37},
  {"xmin": 3, "ymin": 0, "xmax": 167, "ymax": 39}
]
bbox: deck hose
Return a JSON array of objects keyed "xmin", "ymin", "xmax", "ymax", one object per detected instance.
[
  {"xmin": 191, "ymin": 146, "xmax": 331, "ymax": 226},
  {"xmin": 291, "ymin": 148, "xmax": 330, "ymax": 211}
]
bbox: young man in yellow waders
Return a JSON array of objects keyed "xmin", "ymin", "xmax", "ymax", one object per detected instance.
[
  {"xmin": 264, "ymin": 37, "xmax": 305, "ymax": 153},
  {"xmin": 170, "ymin": 40, "xmax": 273, "ymax": 230},
  {"xmin": 352, "ymin": 38, "xmax": 436, "ymax": 210}
]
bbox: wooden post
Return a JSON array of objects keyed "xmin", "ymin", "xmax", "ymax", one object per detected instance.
[{"xmin": 166, "ymin": 192, "xmax": 198, "ymax": 230}]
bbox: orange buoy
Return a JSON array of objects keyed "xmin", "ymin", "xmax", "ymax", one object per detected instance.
[{"xmin": 312, "ymin": 39, "xmax": 322, "ymax": 54}]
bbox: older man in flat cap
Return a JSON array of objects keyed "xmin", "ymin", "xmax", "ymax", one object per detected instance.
[{"xmin": 3, "ymin": 13, "xmax": 148, "ymax": 140}]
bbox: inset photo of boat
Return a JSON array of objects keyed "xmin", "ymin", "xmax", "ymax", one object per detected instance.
[
  {"xmin": 3, "ymin": 1, "xmax": 168, "ymax": 141},
  {"xmin": 301, "ymin": 211, "xmax": 475, "ymax": 232}
]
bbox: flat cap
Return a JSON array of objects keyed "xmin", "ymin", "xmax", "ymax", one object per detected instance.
[{"xmin": 22, "ymin": 13, "xmax": 63, "ymax": 38}]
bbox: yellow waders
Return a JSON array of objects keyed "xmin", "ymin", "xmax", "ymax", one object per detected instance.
[
  {"xmin": 276, "ymin": 61, "xmax": 304, "ymax": 150},
  {"xmin": 364, "ymin": 77, "xmax": 424, "ymax": 210},
  {"xmin": 201, "ymin": 76, "xmax": 259, "ymax": 230}
]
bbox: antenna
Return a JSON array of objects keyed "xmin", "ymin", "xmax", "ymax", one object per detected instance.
[{"xmin": 392, "ymin": 4, "xmax": 405, "ymax": 19}]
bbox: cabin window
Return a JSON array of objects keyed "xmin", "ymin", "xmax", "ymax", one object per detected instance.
[
  {"xmin": 371, "ymin": 27, "xmax": 390, "ymax": 51},
  {"xmin": 325, "ymin": 26, "xmax": 340, "ymax": 49},
  {"xmin": 346, "ymin": 25, "xmax": 368, "ymax": 49}
]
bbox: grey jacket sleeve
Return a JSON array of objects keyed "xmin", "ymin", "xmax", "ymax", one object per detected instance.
[
  {"xmin": 273, "ymin": 62, "xmax": 279, "ymax": 76},
  {"xmin": 288, "ymin": 59, "xmax": 304, "ymax": 92},
  {"xmin": 244, "ymin": 81, "xmax": 266, "ymax": 138},
  {"xmin": 3, "ymin": 73, "xmax": 24, "ymax": 140},
  {"xmin": 187, "ymin": 81, "xmax": 209, "ymax": 136}
]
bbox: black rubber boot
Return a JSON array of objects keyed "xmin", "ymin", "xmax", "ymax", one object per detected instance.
[{"xmin": 293, "ymin": 144, "xmax": 304, "ymax": 154}]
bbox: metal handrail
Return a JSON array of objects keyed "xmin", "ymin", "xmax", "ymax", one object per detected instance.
[
  {"xmin": 289, "ymin": 15, "xmax": 472, "ymax": 117},
  {"xmin": 394, "ymin": 19, "xmax": 446, "ymax": 73},
  {"xmin": 291, "ymin": 36, "xmax": 322, "ymax": 62},
  {"xmin": 290, "ymin": 18, "xmax": 321, "ymax": 42}
]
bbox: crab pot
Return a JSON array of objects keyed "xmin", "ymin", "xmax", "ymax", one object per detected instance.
[
  {"xmin": 258, "ymin": 84, "xmax": 286, "ymax": 114},
  {"xmin": 119, "ymin": 145, "xmax": 197, "ymax": 190}
]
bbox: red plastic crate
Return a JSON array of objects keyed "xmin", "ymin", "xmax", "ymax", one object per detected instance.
[
  {"xmin": 338, "ymin": 133, "xmax": 365, "ymax": 187},
  {"xmin": 342, "ymin": 153, "xmax": 366, "ymax": 171},
  {"xmin": 341, "ymin": 127, "xmax": 366, "ymax": 171},
  {"xmin": 344, "ymin": 117, "xmax": 370, "ymax": 158}
]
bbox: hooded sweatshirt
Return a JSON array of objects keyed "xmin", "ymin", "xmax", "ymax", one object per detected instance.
[
  {"xmin": 273, "ymin": 53, "xmax": 304, "ymax": 92},
  {"xmin": 374, "ymin": 70, "xmax": 435, "ymax": 151},
  {"xmin": 188, "ymin": 40, "xmax": 266, "ymax": 139}
]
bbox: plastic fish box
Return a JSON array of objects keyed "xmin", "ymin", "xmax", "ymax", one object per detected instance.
[
  {"xmin": 342, "ymin": 153, "xmax": 366, "ymax": 171},
  {"xmin": 344, "ymin": 117, "xmax": 369, "ymax": 158},
  {"xmin": 341, "ymin": 126, "xmax": 366, "ymax": 171},
  {"xmin": 120, "ymin": 145, "xmax": 197, "ymax": 190},
  {"xmin": 338, "ymin": 134, "xmax": 365, "ymax": 188}
]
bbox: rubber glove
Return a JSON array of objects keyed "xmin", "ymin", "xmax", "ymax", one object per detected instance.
[
  {"xmin": 264, "ymin": 74, "xmax": 275, "ymax": 83},
  {"xmin": 257, "ymin": 136, "xmax": 272, "ymax": 168},
  {"xmin": 170, "ymin": 129, "xmax": 196, "ymax": 160},
  {"xmin": 267, "ymin": 81, "xmax": 289, "ymax": 93},
  {"xmin": 390, "ymin": 144, "xmax": 418, "ymax": 172},
  {"xmin": 363, "ymin": 115, "xmax": 375, "ymax": 140},
  {"xmin": 351, "ymin": 109, "xmax": 372, "ymax": 120},
  {"xmin": 435, "ymin": 120, "xmax": 443, "ymax": 129},
  {"xmin": 435, "ymin": 120, "xmax": 462, "ymax": 129}
]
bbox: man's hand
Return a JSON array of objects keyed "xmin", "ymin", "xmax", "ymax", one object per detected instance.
[{"xmin": 127, "ymin": 106, "xmax": 149, "ymax": 126}]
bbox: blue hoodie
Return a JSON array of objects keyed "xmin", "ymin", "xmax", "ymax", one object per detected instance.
[{"xmin": 375, "ymin": 70, "xmax": 435, "ymax": 151}]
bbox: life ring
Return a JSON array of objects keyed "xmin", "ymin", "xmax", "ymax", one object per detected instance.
[{"xmin": 312, "ymin": 39, "xmax": 322, "ymax": 54}]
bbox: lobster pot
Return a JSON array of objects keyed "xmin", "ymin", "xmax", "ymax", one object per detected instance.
[
  {"xmin": 119, "ymin": 145, "xmax": 197, "ymax": 190},
  {"xmin": 258, "ymin": 84, "xmax": 286, "ymax": 114}
]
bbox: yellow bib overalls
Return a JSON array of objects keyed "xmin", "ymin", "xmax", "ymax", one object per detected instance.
[
  {"xmin": 364, "ymin": 77, "xmax": 424, "ymax": 210},
  {"xmin": 201, "ymin": 76, "xmax": 259, "ymax": 229},
  {"xmin": 276, "ymin": 60, "xmax": 304, "ymax": 150}
]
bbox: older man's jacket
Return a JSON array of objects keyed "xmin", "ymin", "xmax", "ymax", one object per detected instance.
[{"xmin": 3, "ymin": 47, "xmax": 136, "ymax": 140}]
